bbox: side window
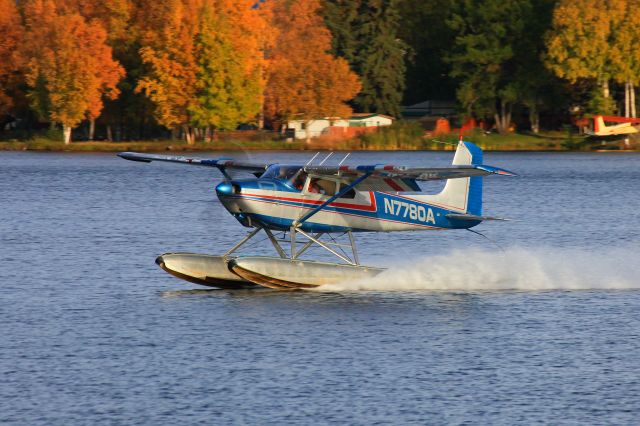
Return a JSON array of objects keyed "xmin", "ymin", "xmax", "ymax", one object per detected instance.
[
  {"xmin": 307, "ymin": 178, "xmax": 336, "ymax": 196},
  {"xmin": 335, "ymin": 181, "xmax": 357, "ymax": 199},
  {"xmin": 340, "ymin": 188, "xmax": 356, "ymax": 199}
]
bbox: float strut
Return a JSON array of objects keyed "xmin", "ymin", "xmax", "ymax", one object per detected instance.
[
  {"xmin": 297, "ymin": 229, "xmax": 355, "ymax": 265},
  {"xmin": 224, "ymin": 227, "xmax": 261, "ymax": 257},
  {"xmin": 290, "ymin": 226, "xmax": 297, "ymax": 259},
  {"xmin": 348, "ymin": 231, "xmax": 360, "ymax": 265},
  {"xmin": 293, "ymin": 232, "xmax": 324, "ymax": 259},
  {"xmin": 263, "ymin": 228, "xmax": 287, "ymax": 259}
]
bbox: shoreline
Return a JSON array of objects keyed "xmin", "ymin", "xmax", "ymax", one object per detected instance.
[{"xmin": 1, "ymin": 136, "xmax": 638, "ymax": 153}]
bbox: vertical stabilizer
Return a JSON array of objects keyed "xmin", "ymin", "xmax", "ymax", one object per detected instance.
[{"xmin": 427, "ymin": 141, "xmax": 483, "ymax": 214}]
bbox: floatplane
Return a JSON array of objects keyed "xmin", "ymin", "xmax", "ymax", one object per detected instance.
[{"xmin": 118, "ymin": 140, "xmax": 516, "ymax": 290}]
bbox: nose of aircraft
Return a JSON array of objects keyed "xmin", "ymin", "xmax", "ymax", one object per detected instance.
[{"xmin": 215, "ymin": 181, "xmax": 234, "ymax": 196}]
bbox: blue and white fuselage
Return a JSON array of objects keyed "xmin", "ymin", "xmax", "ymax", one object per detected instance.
[
  {"xmin": 216, "ymin": 179, "xmax": 478, "ymax": 233},
  {"xmin": 214, "ymin": 141, "xmax": 512, "ymax": 233}
]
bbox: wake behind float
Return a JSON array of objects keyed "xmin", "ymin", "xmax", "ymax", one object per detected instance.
[{"xmin": 119, "ymin": 141, "xmax": 516, "ymax": 290}]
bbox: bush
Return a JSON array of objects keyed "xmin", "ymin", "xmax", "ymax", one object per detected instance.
[{"xmin": 358, "ymin": 121, "xmax": 425, "ymax": 149}]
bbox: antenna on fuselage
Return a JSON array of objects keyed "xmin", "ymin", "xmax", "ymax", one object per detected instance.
[
  {"xmin": 338, "ymin": 153, "xmax": 351, "ymax": 166},
  {"xmin": 305, "ymin": 152, "xmax": 321, "ymax": 166},
  {"xmin": 318, "ymin": 152, "xmax": 334, "ymax": 166}
]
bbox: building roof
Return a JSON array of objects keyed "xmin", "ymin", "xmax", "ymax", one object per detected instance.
[
  {"xmin": 287, "ymin": 114, "xmax": 394, "ymax": 123},
  {"xmin": 349, "ymin": 113, "xmax": 395, "ymax": 121}
]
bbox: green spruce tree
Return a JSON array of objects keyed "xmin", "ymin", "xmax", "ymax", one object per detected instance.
[
  {"xmin": 324, "ymin": 0, "xmax": 406, "ymax": 117},
  {"xmin": 447, "ymin": 0, "xmax": 532, "ymax": 134},
  {"xmin": 397, "ymin": 0, "xmax": 456, "ymax": 105}
]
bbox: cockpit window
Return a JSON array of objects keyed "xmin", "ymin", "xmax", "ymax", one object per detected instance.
[{"xmin": 261, "ymin": 165, "xmax": 303, "ymax": 181}]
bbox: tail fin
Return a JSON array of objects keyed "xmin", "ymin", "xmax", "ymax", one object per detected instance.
[{"xmin": 435, "ymin": 141, "xmax": 483, "ymax": 214}]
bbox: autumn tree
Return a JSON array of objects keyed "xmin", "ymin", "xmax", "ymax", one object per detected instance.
[
  {"xmin": 21, "ymin": 0, "xmax": 124, "ymax": 143},
  {"xmin": 190, "ymin": 0, "xmax": 268, "ymax": 137},
  {"xmin": 137, "ymin": 0, "xmax": 268, "ymax": 144},
  {"xmin": 58, "ymin": 0, "xmax": 134, "ymax": 139},
  {"xmin": 266, "ymin": 0, "xmax": 361, "ymax": 139},
  {"xmin": 324, "ymin": 0, "xmax": 405, "ymax": 116},
  {"xmin": 609, "ymin": 0, "xmax": 640, "ymax": 117},
  {"xmin": 136, "ymin": 0, "xmax": 198, "ymax": 143},
  {"xmin": 545, "ymin": 0, "xmax": 621, "ymax": 114},
  {"xmin": 0, "ymin": 0, "xmax": 24, "ymax": 118},
  {"xmin": 61, "ymin": 0, "xmax": 132, "ymax": 43}
]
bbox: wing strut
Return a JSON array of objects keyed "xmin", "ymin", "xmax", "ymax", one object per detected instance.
[{"xmin": 292, "ymin": 172, "xmax": 373, "ymax": 228}]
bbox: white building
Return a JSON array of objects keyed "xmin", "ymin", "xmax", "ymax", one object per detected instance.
[{"xmin": 287, "ymin": 114, "xmax": 394, "ymax": 140}]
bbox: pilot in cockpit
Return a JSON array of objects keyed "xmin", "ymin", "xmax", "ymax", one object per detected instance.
[
  {"xmin": 307, "ymin": 178, "xmax": 325, "ymax": 194},
  {"xmin": 292, "ymin": 172, "xmax": 307, "ymax": 190}
]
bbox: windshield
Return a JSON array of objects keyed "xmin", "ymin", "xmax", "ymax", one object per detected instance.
[{"xmin": 261, "ymin": 165, "xmax": 303, "ymax": 181}]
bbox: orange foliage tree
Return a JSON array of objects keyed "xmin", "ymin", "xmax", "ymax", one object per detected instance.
[
  {"xmin": 58, "ymin": 0, "xmax": 134, "ymax": 139},
  {"xmin": 137, "ymin": 0, "xmax": 269, "ymax": 144},
  {"xmin": 0, "ymin": 0, "xmax": 24, "ymax": 117},
  {"xmin": 21, "ymin": 0, "xmax": 124, "ymax": 143},
  {"xmin": 135, "ymin": 0, "xmax": 199, "ymax": 143},
  {"xmin": 265, "ymin": 0, "xmax": 361, "ymax": 140},
  {"xmin": 59, "ymin": 0, "xmax": 133, "ymax": 44}
]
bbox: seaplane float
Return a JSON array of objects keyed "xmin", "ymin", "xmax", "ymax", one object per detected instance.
[{"xmin": 118, "ymin": 141, "xmax": 516, "ymax": 290}]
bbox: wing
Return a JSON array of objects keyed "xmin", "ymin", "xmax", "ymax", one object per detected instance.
[
  {"xmin": 304, "ymin": 163, "xmax": 517, "ymax": 192},
  {"xmin": 304, "ymin": 164, "xmax": 516, "ymax": 181},
  {"xmin": 117, "ymin": 152, "xmax": 269, "ymax": 174}
]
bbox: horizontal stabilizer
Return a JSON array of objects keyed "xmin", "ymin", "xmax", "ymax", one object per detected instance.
[{"xmin": 446, "ymin": 213, "xmax": 511, "ymax": 222}]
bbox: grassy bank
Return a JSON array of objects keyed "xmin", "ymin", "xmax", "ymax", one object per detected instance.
[
  {"xmin": 0, "ymin": 138, "xmax": 308, "ymax": 152},
  {"xmin": 1, "ymin": 127, "xmax": 637, "ymax": 152}
]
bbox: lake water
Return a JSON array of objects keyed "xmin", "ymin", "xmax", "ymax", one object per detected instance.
[{"xmin": 2, "ymin": 149, "xmax": 640, "ymax": 424}]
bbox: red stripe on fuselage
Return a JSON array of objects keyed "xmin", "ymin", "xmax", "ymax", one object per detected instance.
[
  {"xmin": 239, "ymin": 191, "xmax": 377, "ymax": 212},
  {"xmin": 241, "ymin": 197, "xmax": 440, "ymax": 230}
]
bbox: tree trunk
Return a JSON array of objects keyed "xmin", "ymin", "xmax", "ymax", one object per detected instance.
[
  {"xmin": 625, "ymin": 81, "xmax": 630, "ymax": 118},
  {"xmin": 106, "ymin": 125, "xmax": 112, "ymax": 142},
  {"xmin": 183, "ymin": 125, "xmax": 195, "ymax": 145},
  {"xmin": 63, "ymin": 125, "xmax": 72, "ymax": 144},
  {"xmin": 529, "ymin": 105, "xmax": 540, "ymax": 134},
  {"xmin": 602, "ymin": 79, "xmax": 610, "ymax": 99},
  {"xmin": 182, "ymin": 125, "xmax": 188, "ymax": 144},
  {"xmin": 632, "ymin": 83, "xmax": 637, "ymax": 118},
  {"xmin": 89, "ymin": 119, "xmax": 95, "ymax": 141},
  {"xmin": 493, "ymin": 113, "xmax": 501, "ymax": 133},
  {"xmin": 494, "ymin": 100, "xmax": 511, "ymax": 135}
]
